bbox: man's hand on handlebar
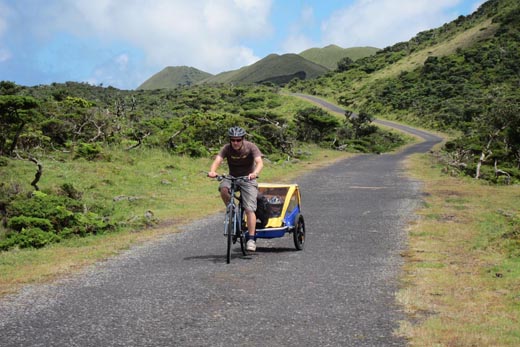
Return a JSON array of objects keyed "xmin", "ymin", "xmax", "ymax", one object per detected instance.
[{"xmin": 207, "ymin": 171, "xmax": 218, "ymax": 178}]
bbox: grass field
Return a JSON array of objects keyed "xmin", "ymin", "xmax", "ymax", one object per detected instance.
[{"xmin": 399, "ymin": 152, "xmax": 520, "ymax": 346}]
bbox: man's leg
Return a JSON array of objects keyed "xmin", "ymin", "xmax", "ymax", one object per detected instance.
[
  {"xmin": 245, "ymin": 209, "xmax": 257, "ymax": 251},
  {"xmin": 219, "ymin": 187, "xmax": 231, "ymax": 205},
  {"xmin": 219, "ymin": 180, "xmax": 231, "ymax": 206},
  {"xmin": 239, "ymin": 180, "xmax": 258, "ymax": 251},
  {"xmin": 245, "ymin": 210, "xmax": 256, "ymax": 238}
]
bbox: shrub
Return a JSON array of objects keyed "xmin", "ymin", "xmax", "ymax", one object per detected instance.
[
  {"xmin": 15, "ymin": 228, "xmax": 61, "ymax": 249},
  {"xmin": 7, "ymin": 216, "xmax": 53, "ymax": 231},
  {"xmin": 0, "ymin": 235, "xmax": 17, "ymax": 251},
  {"xmin": 0, "ymin": 227, "xmax": 61, "ymax": 250},
  {"xmin": 294, "ymin": 107, "xmax": 340, "ymax": 142},
  {"xmin": 7, "ymin": 193, "xmax": 82, "ymax": 232},
  {"xmin": 69, "ymin": 212, "xmax": 114, "ymax": 236},
  {"xmin": 2, "ymin": 188, "xmax": 116, "ymax": 250},
  {"xmin": 75, "ymin": 142, "xmax": 104, "ymax": 160}
]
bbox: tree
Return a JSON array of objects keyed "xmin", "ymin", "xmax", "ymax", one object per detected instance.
[
  {"xmin": 0, "ymin": 81, "xmax": 21, "ymax": 95},
  {"xmin": 346, "ymin": 111, "xmax": 376, "ymax": 138},
  {"xmin": 0, "ymin": 95, "xmax": 40, "ymax": 156},
  {"xmin": 294, "ymin": 107, "xmax": 340, "ymax": 143},
  {"xmin": 336, "ymin": 56, "xmax": 354, "ymax": 72},
  {"xmin": 474, "ymin": 96, "xmax": 520, "ymax": 181}
]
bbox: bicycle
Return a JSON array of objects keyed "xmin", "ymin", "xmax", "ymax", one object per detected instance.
[{"xmin": 215, "ymin": 175, "xmax": 251, "ymax": 264}]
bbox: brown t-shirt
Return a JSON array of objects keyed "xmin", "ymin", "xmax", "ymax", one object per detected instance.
[{"xmin": 219, "ymin": 140, "xmax": 262, "ymax": 177}]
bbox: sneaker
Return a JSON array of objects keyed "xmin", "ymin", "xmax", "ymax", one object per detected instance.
[{"xmin": 246, "ymin": 239, "xmax": 256, "ymax": 252}]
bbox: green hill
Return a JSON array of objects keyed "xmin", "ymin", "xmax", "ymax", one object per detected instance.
[
  {"xmin": 138, "ymin": 66, "xmax": 213, "ymax": 90},
  {"xmin": 288, "ymin": 0, "xmax": 520, "ymax": 182},
  {"xmin": 202, "ymin": 53, "xmax": 330, "ymax": 85},
  {"xmin": 299, "ymin": 45, "xmax": 380, "ymax": 70}
]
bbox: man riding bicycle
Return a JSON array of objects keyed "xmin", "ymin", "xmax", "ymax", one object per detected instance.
[{"xmin": 208, "ymin": 126, "xmax": 263, "ymax": 252}]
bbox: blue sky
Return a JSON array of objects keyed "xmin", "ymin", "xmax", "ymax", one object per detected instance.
[{"xmin": 0, "ymin": 0, "xmax": 484, "ymax": 90}]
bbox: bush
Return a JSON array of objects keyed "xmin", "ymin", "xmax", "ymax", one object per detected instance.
[
  {"xmin": 0, "ymin": 227, "xmax": 61, "ymax": 250},
  {"xmin": 2, "ymin": 186, "xmax": 116, "ymax": 251},
  {"xmin": 7, "ymin": 216, "xmax": 53, "ymax": 231},
  {"xmin": 0, "ymin": 235, "xmax": 17, "ymax": 251},
  {"xmin": 75, "ymin": 142, "xmax": 104, "ymax": 160},
  {"xmin": 15, "ymin": 228, "xmax": 61, "ymax": 249},
  {"xmin": 7, "ymin": 193, "xmax": 82, "ymax": 232},
  {"xmin": 69, "ymin": 212, "xmax": 114, "ymax": 237},
  {"xmin": 294, "ymin": 107, "xmax": 340, "ymax": 142}
]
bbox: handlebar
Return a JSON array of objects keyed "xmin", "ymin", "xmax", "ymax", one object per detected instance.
[{"xmin": 215, "ymin": 174, "xmax": 252, "ymax": 182}]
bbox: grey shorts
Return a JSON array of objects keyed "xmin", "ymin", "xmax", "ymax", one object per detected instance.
[{"xmin": 219, "ymin": 178, "xmax": 258, "ymax": 212}]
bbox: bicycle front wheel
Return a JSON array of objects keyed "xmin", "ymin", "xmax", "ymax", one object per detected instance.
[{"xmin": 225, "ymin": 207, "xmax": 233, "ymax": 264}]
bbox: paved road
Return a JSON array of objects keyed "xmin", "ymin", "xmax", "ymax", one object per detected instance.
[{"xmin": 0, "ymin": 98, "xmax": 442, "ymax": 346}]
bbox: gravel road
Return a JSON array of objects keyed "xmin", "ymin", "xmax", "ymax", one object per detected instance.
[{"xmin": 0, "ymin": 97, "xmax": 442, "ymax": 346}]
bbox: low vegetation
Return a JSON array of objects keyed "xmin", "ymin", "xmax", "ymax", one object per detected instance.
[{"xmin": 399, "ymin": 152, "xmax": 520, "ymax": 346}]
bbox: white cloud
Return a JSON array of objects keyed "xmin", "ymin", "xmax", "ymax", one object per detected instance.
[
  {"xmin": 321, "ymin": 0, "xmax": 464, "ymax": 48},
  {"xmin": 39, "ymin": 0, "xmax": 272, "ymax": 74}
]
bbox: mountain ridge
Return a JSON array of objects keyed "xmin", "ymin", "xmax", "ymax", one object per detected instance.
[
  {"xmin": 138, "ymin": 66, "xmax": 212, "ymax": 90},
  {"xmin": 299, "ymin": 45, "xmax": 380, "ymax": 69},
  {"xmin": 137, "ymin": 46, "xmax": 379, "ymax": 90}
]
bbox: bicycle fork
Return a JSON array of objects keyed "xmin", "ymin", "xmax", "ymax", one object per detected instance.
[{"xmin": 224, "ymin": 204, "xmax": 240, "ymax": 237}]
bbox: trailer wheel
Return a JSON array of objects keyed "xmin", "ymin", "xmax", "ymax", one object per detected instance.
[{"xmin": 293, "ymin": 214, "xmax": 305, "ymax": 250}]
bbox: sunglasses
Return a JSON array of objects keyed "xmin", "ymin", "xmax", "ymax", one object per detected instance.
[{"xmin": 230, "ymin": 138, "xmax": 243, "ymax": 143}]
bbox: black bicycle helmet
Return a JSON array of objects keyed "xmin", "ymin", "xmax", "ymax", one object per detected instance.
[{"xmin": 228, "ymin": 126, "xmax": 246, "ymax": 137}]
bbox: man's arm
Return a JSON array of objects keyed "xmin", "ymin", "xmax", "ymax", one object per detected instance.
[
  {"xmin": 248, "ymin": 156, "xmax": 263, "ymax": 180},
  {"xmin": 208, "ymin": 155, "xmax": 223, "ymax": 178}
]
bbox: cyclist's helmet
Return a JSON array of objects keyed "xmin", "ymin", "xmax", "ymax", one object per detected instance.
[{"xmin": 228, "ymin": 126, "xmax": 246, "ymax": 138}]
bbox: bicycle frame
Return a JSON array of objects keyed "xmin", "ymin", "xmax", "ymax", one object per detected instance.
[{"xmin": 217, "ymin": 175, "xmax": 249, "ymax": 263}]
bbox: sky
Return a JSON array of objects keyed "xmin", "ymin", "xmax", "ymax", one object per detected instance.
[{"xmin": 0, "ymin": 0, "xmax": 485, "ymax": 90}]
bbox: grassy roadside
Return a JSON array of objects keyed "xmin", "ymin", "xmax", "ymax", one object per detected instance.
[
  {"xmin": 399, "ymin": 152, "xmax": 520, "ymax": 346},
  {"xmin": 0, "ymin": 145, "xmax": 353, "ymax": 297}
]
